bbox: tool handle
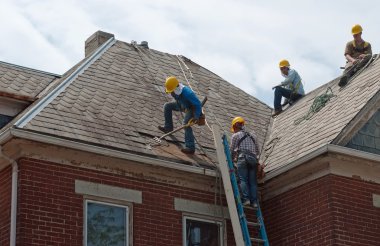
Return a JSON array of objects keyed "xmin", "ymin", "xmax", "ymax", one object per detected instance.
[{"xmin": 201, "ymin": 96, "xmax": 208, "ymax": 106}]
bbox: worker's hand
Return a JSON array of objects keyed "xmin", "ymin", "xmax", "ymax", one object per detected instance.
[
  {"xmin": 358, "ymin": 54, "xmax": 367, "ymax": 59},
  {"xmin": 188, "ymin": 118, "xmax": 199, "ymax": 125}
]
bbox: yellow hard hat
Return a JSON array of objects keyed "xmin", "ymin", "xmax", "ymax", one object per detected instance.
[
  {"xmin": 279, "ymin": 59, "xmax": 290, "ymax": 68},
  {"xmin": 231, "ymin": 116, "xmax": 245, "ymax": 132},
  {"xmin": 351, "ymin": 24, "xmax": 363, "ymax": 35},
  {"xmin": 165, "ymin": 76, "xmax": 179, "ymax": 93}
]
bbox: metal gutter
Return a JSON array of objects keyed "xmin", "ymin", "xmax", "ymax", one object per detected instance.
[
  {"xmin": 10, "ymin": 128, "xmax": 217, "ymax": 177},
  {"xmin": 327, "ymin": 144, "xmax": 380, "ymax": 163},
  {"xmin": 14, "ymin": 37, "xmax": 116, "ymax": 128},
  {"xmin": 265, "ymin": 144, "xmax": 380, "ymax": 181}
]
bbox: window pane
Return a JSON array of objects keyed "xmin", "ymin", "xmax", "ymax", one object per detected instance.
[
  {"xmin": 87, "ymin": 202, "xmax": 127, "ymax": 246},
  {"xmin": 0, "ymin": 114, "xmax": 13, "ymax": 128},
  {"xmin": 186, "ymin": 219, "xmax": 220, "ymax": 246}
]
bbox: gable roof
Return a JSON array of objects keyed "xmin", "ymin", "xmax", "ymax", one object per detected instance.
[
  {"xmin": 0, "ymin": 61, "xmax": 60, "ymax": 100},
  {"xmin": 262, "ymin": 54, "xmax": 380, "ymax": 172},
  {"xmin": 12, "ymin": 39, "xmax": 272, "ymax": 168}
]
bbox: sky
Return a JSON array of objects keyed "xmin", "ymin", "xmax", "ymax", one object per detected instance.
[{"xmin": 1, "ymin": 0, "xmax": 379, "ymax": 106}]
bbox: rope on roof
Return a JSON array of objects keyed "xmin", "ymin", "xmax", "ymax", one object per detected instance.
[{"xmin": 294, "ymin": 87, "xmax": 335, "ymax": 125}]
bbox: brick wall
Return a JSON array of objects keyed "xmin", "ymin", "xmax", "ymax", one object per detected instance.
[
  {"xmin": 263, "ymin": 175, "xmax": 380, "ymax": 246},
  {"xmin": 0, "ymin": 166, "xmax": 12, "ymax": 245},
  {"xmin": 16, "ymin": 158, "xmax": 235, "ymax": 246}
]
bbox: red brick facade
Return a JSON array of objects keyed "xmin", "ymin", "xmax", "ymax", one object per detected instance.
[
  {"xmin": 0, "ymin": 166, "xmax": 11, "ymax": 245},
  {"xmin": 15, "ymin": 158, "xmax": 235, "ymax": 246},
  {"xmin": 263, "ymin": 175, "xmax": 380, "ymax": 246},
  {"xmin": 2, "ymin": 157, "xmax": 379, "ymax": 245}
]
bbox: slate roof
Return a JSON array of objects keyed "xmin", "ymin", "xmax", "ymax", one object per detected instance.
[
  {"xmin": 0, "ymin": 61, "xmax": 59, "ymax": 99},
  {"xmin": 262, "ymin": 54, "xmax": 380, "ymax": 172},
  {"xmin": 17, "ymin": 40, "xmax": 272, "ymax": 168}
]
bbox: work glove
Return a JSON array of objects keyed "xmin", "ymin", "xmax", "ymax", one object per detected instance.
[{"xmin": 188, "ymin": 118, "xmax": 199, "ymax": 125}]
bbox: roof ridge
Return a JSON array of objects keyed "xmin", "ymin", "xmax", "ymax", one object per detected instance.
[
  {"xmin": 14, "ymin": 37, "xmax": 116, "ymax": 128},
  {"xmin": 0, "ymin": 60, "xmax": 61, "ymax": 78}
]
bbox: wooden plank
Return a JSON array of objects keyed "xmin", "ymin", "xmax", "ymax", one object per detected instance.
[{"xmin": 212, "ymin": 124, "xmax": 245, "ymax": 246}]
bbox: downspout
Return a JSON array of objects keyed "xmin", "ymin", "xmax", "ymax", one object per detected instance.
[{"xmin": 0, "ymin": 147, "xmax": 18, "ymax": 246}]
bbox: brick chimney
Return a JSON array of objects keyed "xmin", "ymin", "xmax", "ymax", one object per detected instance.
[{"xmin": 85, "ymin": 31, "xmax": 114, "ymax": 57}]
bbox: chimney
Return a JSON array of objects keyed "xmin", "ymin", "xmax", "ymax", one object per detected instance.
[{"xmin": 85, "ymin": 31, "xmax": 114, "ymax": 57}]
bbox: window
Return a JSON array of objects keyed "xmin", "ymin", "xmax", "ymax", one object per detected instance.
[
  {"xmin": 85, "ymin": 200, "xmax": 129, "ymax": 246},
  {"xmin": 183, "ymin": 216, "xmax": 223, "ymax": 246},
  {"xmin": 0, "ymin": 114, "xmax": 13, "ymax": 128}
]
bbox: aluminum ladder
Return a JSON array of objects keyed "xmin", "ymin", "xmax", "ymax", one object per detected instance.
[{"xmin": 213, "ymin": 125, "xmax": 269, "ymax": 246}]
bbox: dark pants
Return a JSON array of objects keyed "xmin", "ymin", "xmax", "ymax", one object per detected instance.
[
  {"xmin": 274, "ymin": 87, "xmax": 303, "ymax": 111},
  {"xmin": 237, "ymin": 153, "xmax": 258, "ymax": 204},
  {"xmin": 163, "ymin": 101, "xmax": 195, "ymax": 150}
]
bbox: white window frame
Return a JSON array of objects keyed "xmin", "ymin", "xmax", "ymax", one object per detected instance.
[
  {"xmin": 183, "ymin": 215, "xmax": 225, "ymax": 246},
  {"xmin": 84, "ymin": 199, "xmax": 130, "ymax": 246}
]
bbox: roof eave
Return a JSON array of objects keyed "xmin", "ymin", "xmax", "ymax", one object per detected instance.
[
  {"xmin": 264, "ymin": 144, "xmax": 380, "ymax": 181},
  {"xmin": 1, "ymin": 128, "xmax": 217, "ymax": 177},
  {"xmin": 332, "ymin": 90, "xmax": 380, "ymax": 146}
]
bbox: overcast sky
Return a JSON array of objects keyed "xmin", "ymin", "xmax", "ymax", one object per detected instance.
[{"xmin": 1, "ymin": 0, "xmax": 379, "ymax": 106}]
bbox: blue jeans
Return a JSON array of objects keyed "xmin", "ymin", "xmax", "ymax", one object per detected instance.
[
  {"xmin": 237, "ymin": 154, "xmax": 257, "ymax": 204},
  {"xmin": 163, "ymin": 101, "xmax": 195, "ymax": 150},
  {"xmin": 274, "ymin": 86, "xmax": 302, "ymax": 110}
]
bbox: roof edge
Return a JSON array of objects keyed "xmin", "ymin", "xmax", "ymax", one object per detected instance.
[
  {"xmin": 13, "ymin": 37, "xmax": 116, "ymax": 128},
  {"xmin": 264, "ymin": 144, "xmax": 380, "ymax": 181},
  {"xmin": 332, "ymin": 90, "xmax": 380, "ymax": 145},
  {"xmin": 0, "ymin": 60, "xmax": 61, "ymax": 78},
  {"xmin": 3, "ymin": 128, "xmax": 216, "ymax": 177}
]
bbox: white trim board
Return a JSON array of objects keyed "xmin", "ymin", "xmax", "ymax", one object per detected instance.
[{"xmin": 75, "ymin": 180, "xmax": 142, "ymax": 204}]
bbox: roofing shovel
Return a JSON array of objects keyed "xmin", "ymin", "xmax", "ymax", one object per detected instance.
[{"xmin": 152, "ymin": 121, "xmax": 195, "ymax": 145}]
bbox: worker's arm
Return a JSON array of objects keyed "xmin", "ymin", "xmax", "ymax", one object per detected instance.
[
  {"xmin": 183, "ymin": 89, "xmax": 202, "ymax": 119},
  {"xmin": 230, "ymin": 134, "xmax": 238, "ymax": 161},
  {"xmin": 344, "ymin": 42, "xmax": 356, "ymax": 63},
  {"xmin": 365, "ymin": 43, "xmax": 372, "ymax": 55},
  {"xmin": 250, "ymin": 131, "xmax": 261, "ymax": 157},
  {"xmin": 345, "ymin": 54, "xmax": 356, "ymax": 63},
  {"xmin": 359, "ymin": 43, "xmax": 372, "ymax": 58}
]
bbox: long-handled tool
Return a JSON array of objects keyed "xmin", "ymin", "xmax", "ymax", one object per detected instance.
[{"xmin": 152, "ymin": 121, "xmax": 194, "ymax": 144}]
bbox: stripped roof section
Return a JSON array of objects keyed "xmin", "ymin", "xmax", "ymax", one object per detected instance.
[
  {"xmin": 0, "ymin": 61, "xmax": 59, "ymax": 99},
  {"xmin": 262, "ymin": 55, "xmax": 380, "ymax": 172},
  {"xmin": 21, "ymin": 40, "xmax": 272, "ymax": 167}
]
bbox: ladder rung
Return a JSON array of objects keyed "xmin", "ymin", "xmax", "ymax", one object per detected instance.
[
  {"xmin": 247, "ymin": 221, "xmax": 260, "ymax": 227},
  {"xmin": 244, "ymin": 206, "xmax": 258, "ymax": 211},
  {"xmin": 251, "ymin": 237, "xmax": 266, "ymax": 243}
]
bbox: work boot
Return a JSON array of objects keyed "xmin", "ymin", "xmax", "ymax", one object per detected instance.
[
  {"xmin": 252, "ymin": 201, "xmax": 258, "ymax": 209},
  {"xmin": 242, "ymin": 200, "xmax": 250, "ymax": 207},
  {"xmin": 158, "ymin": 126, "xmax": 173, "ymax": 133},
  {"xmin": 181, "ymin": 148, "xmax": 195, "ymax": 155},
  {"xmin": 338, "ymin": 75, "xmax": 348, "ymax": 87},
  {"xmin": 272, "ymin": 109, "xmax": 282, "ymax": 117}
]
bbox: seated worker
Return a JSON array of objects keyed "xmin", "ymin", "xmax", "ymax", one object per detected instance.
[
  {"xmin": 158, "ymin": 76, "xmax": 202, "ymax": 154},
  {"xmin": 272, "ymin": 59, "xmax": 305, "ymax": 116},
  {"xmin": 339, "ymin": 24, "xmax": 372, "ymax": 87}
]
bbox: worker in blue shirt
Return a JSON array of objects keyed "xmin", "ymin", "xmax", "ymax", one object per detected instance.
[
  {"xmin": 158, "ymin": 76, "xmax": 202, "ymax": 154},
  {"xmin": 272, "ymin": 59, "xmax": 305, "ymax": 116}
]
